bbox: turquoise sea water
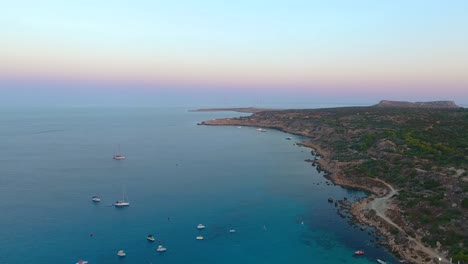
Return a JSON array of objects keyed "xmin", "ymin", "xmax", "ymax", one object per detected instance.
[{"xmin": 0, "ymin": 108, "xmax": 398, "ymax": 264}]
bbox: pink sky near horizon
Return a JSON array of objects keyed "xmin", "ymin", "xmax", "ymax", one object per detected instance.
[{"xmin": 1, "ymin": 1, "xmax": 467, "ymax": 105}]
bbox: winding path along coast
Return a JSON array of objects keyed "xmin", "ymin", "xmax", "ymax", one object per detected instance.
[{"xmin": 356, "ymin": 179, "xmax": 448, "ymax": 263}]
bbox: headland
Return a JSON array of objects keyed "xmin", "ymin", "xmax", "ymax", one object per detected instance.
[{"xmin": 198, "ymin": 102, "xmax": 467, "ymax": 263}]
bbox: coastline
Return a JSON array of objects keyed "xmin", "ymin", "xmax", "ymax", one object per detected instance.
[{"xmin": 200, "ymin": 119, "xmax": 449, "ymax": 264}]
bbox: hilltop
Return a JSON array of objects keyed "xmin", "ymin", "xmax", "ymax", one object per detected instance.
[{"xmin": 200, "ymin": 104, "xmax": 468, "ymax": 263}]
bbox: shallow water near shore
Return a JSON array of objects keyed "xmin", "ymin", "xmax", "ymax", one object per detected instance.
[{"xmin": 0, "ymin": 107, "xmax": 398, "ymax": 264}]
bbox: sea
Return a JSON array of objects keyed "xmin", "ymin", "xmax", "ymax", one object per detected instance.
[{"xmin": 0, "ymin": 107, "xmax": 399, "ymax": 264}]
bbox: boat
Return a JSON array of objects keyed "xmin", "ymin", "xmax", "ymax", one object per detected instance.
[
  {"xmin": 286, "ymin": 137, "xmax": 292, "ymax": 140},
  {"xmin": 115, "ymin": 187, "xmax": 130, "ymax": 207},
  {"xmin": 229, "ymin": 229, "xmax": 236, "ymax": 233},
  {"xmin": 354, "ymin": 250, "xmax": 365, "ymax": 255},
  {"xmin": 377, "ymin": 259, "xmax": 387, "ymax": 264},
  {"xmin": 91, "ymin": 196, "xmax": 101, "ymax": 202},
  {"xmin": 196, "ymin": 236, "xmax": 204, "ymax": 240},
  {"xmin": 76, "ymin": 260, "xmax": 88, "ymax": 264},
  {"xmin": 156, "ymin": 245, "xmax": 167, "ymax": 252},
  {"xmin": 113, "ymin": 144, "xmax": 126, "ymax": 160},
  {"xmin": 256, "ymin": 128, "xmax": 267, "ymax": 132},
  {"xmin": 147, "ymin": 234, "xmax": 155, "ymax": 242},
  {"xmin": 197, "ymin": 224, "xmax": 205, "ymax": 229},
  {"xmin": 115, "ymin": 200, "xmax": 129, "ymax": 207},
  {"xmin": 117, "ymin": 250, "xmax": 126, "ymax": 257}
]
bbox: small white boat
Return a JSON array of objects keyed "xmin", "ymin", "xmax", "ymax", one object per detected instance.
[
  {"xmin": 115, "ymin": 187, "xmax": 129, "ymax": 207},
  {"xmin": 196, "ymin": 236, "xmax": 204, "ymax": 240},
  {"xmin": 156, "ymin": 245, "xmax": 167, "ymax": 252},
  {"xmin": 256, "ymin": 128, "xmax": 267, "ymax": 132},
  {"xmin": 197, "ymin": 224, "xmax": 205, "ymax": 229},
  {"xmin": 237, "ymin": 126, "xmax": 242, "ymax": 128},
  {"xmin": 377, "ymin": 259, "xmax": 386, "ymax": 264},
  {"xmin": 229, "ymin": 229, "xmax": 236, "ymax": 233},
  {"xmin": 91, "ymin": 196, "xmax": 101, "ymax": 202},
  {"xmin": 117, "ymin": 250, "xmax": 126, "ymax": 257},
  {"xmin": 76, "ymin": 260, "xmax": 88, "ymax": 264},
  {"xmin": 114, "ymin": 200, "xmax": 130, "ymax": 207},
  {"xmin": 147, "ymin": 234, "xmax": 155, "ymax": 242},
  {"xmin": 113, "ymin": 145, "xmax": 126, "ymax": 160}
]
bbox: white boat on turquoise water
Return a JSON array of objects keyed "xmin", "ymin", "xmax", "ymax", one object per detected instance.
[
  {"xmin": 147, "ymin": 234, "xmax": 155, "ymax": 242},
  {"xmin": 91, "ymin": 196, "xmax": 101, "ymax": 202},
  {"xmin": 197, "ymin": 224, "xmax": 205, "ymax": 229},
  {"xmin": 256, "ymin": 128, "xmax": 267, "ymax": 132},
  {"xmin": 229, "ymin": 229, "xmax": 236, "ymax": 233},
  {"xmin": 114, "ymin": 200, "xmax": 129, "ymax": 207},
  {"xmin": 117, "ymin": 250, "xmax": 126, "ymax": 257},
  {"xmin": 156, "ymin": 245, "xmax": 167, "ymax": 252},
  {"xmin": 377, "ymin": 259, "xmax": 386, "ymax": 264},
  {"xmin": 115, "ymin": 188, "xmax": 129, "ymax": 207},
  {"xmin": 196, "ymin": 235, "xmax": 204, "ymax": 240},
  {"xmin": 113, "ymin": 145, "xmax": 126, "ymax": 160},
  {"xmin": 76, "ymin": 260, "xmax": 88, "ymax": 264}
]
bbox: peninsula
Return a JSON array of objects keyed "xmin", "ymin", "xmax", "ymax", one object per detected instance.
[
  {"xmin": 190, "ymin": 107, "xmax": 274, "ymax": 113},
  {"xmin": 199, "ymin": 101, "xmax": 467, "ymax": 263}
]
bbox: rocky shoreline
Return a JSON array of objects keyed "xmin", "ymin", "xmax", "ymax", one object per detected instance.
[
  {"xmin": 299, "ymin": 142, "xmax": 443, "ymax": 263},
  {"xmin": 200, "ymin": 118, "xmax": 451, "ymax": 264}
]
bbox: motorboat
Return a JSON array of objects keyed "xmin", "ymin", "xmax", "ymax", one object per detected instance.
[
  {"xmin": 286, "ymin": 137, "xmax": 292, "ymax": 140},
  {"xmin": 256, "ymin": 128, "xmax": 267, "ymax": 132},
  {"xmin": 76, "ymin": 260, "xmax": 88, "ymax": 264},
  {"xmin": 229, "ymin": 229, "xmax": 236, "ymax": 233},
  {"xmin": 91, "ymin": 196, "xmax": 101, "ymax": 202},
  {"xmin": 196, "ymin": 236, "xmax": 204, "ymax": 240},
  {"xmin": 156, "ymin": 245, "xmax": 167, "ymax": 252},
  {"xmin": 117, "ymin": 250, "xmax": 126, "ymax": 257},
  {"xmin": 147, "ymin": 234, "xmax": 155, "ymax": 242},
  {"xmin": 354, "ymin": 250, "xmax": 365, "ymax": 255},
  {"xmin": 197, "ymin": 224, "xmax": 205, "ymax": 229},
  {"xmin": 377, "ymin": 259, "xmax": 387, "ymax": 264}
]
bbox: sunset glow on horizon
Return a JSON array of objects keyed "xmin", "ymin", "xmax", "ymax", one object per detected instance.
[{"xmin": 1, "ymin": 0, "xmax": 467, "ymax": 105}]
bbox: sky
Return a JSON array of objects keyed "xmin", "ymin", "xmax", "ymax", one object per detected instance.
[{"xmin": 1, "ymin": 0, "xmax": 467, "ymax": 107}]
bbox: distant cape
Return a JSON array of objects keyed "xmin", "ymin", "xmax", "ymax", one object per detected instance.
[{"xmin": 373, "ymin": 100, "xmax": 459, "ymax": 108}]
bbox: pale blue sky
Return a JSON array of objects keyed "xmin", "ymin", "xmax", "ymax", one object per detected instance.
[{"xmin": 1, "ymin": 0, "xmax": 467, "ymax": 106}]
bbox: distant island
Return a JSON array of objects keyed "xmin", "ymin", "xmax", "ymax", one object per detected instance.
[
  {"xmin": 374, "ymin": 100, "xmax": 459, "ymax": 108},
  {"xmin": 199, "ymin": 101, "xmax": 467, "ymax": 263},
  {"xmin": 190, "ymin": 107, "xmax": 274, "ymax": 113}
]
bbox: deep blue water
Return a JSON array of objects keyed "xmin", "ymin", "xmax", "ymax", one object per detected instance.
[{"xmin": 0, "ymin": 108, "xmax": 398, "ymax": 264}]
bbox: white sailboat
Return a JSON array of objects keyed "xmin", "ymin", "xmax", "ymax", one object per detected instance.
[
  {"xmin": 115, "ymin": 187, "xmax": 130, "ymax": 207},
  {"xmin": 113, "ymin": 144, "xmax": 126, "ymax": 160}
]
